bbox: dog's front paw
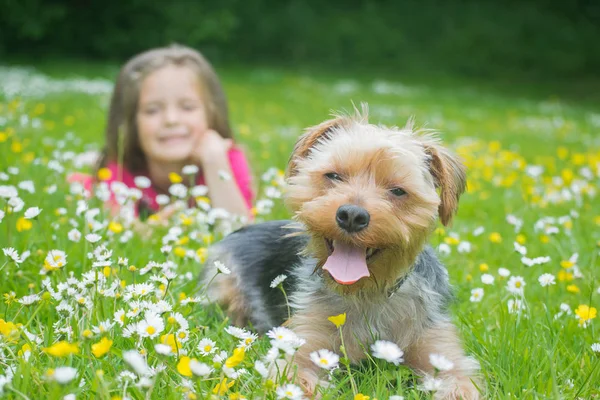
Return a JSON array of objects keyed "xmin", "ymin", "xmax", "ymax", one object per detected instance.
[{"xmin": 433, "ymin": 376, "xmax": 481, "ymax": 400}]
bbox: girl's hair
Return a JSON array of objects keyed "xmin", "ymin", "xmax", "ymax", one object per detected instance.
[{"xmin": 99, "ymin": 44, "xmax": 232, "ymax": 173}]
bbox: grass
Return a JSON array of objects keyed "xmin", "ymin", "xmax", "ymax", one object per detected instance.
[{"xmin": 0, "ymin": 61, "xmax": 599, "ymax": 399}]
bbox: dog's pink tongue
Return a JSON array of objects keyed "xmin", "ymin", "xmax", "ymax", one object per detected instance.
[{"xmin": 323, "ymin": 241, "xmax": 370, "ymax": 285}]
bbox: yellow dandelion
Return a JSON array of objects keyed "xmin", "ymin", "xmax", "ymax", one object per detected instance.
[
  {"xmin": 328, "ymin": 313, "xmax": 347, "ymax": 328},
  {"xmin": 489, "ymin": 232, "xmax": 502, "ymax": 243},
  {"xmin": 479, "ymin": 263, "xmax": 489, "ymax": 272},
  {"xmin": 354, "ymin": 395, "xmax": 370, "ymax": 400},
  {"xmin": 108, "ymin": 221, "xmax": 123, "ymax": 233},
  {"xmin": 516, "ymin": 234, "xmax": 527, "ymax": 245},
  {"xmin": 225, "ymin": 348, "xmax": 245, "ymax": 369},
  {"xmin": 91, "ymin": 337, "xmax": 113, "ymax": 358},
  {"xmin": 97, "ymin": 168, "xmax": 112, "ymax": 181},
  {"xmin": 177, "ymin": 356, "xmax": 193, "ymax": 377},
  {"xmin": 16, "ymin": 217, "xmax": 33, "ymax": 232},
  {"xmin": 169, "ymin": 172, "xmax": 183, "ymax": 183},
  {"xmin": 560, "ymin": 260, "xmax": 575, "ymax": 269},
  {"xmin": 212, "ymin": 378, "xmax": 235, "ymax": 396},
  {"xmin": 566, "ymin": 284, "xmax": 580, "ymax": 294},
  {"xmin": 575, "ymin": 305, "xmax": 597, "ymax": 326},
  {"xmin": 43, "ymin": 341, "xmax": 79, "ymax": 357},
  {"xmin": 174, "ymin": 247, "xmax": 187, "ymax": 258}
]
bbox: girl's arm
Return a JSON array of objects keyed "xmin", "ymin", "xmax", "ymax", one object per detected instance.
[{"xmin": 194, "ymin": 130, "xmax": 252, "ymax": 218}]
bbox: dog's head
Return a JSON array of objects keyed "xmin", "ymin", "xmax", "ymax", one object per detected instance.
[{"xmin": 285, "ymin": 107, "xmax": 466, "ymax": 293}]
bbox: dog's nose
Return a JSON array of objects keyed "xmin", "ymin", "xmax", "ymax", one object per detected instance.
[{"xmin": 336, "ymin": 204, "xmax": 370, "ymax": 233}]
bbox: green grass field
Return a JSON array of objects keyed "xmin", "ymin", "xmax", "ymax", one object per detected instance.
[{"xmin": 0, "ymin": 62, "xmax": 599, "ymax": 399}]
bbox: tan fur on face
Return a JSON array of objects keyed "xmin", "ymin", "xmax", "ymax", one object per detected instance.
[{"xmin": 285, "ymin": 110, "xmax": 466, "ymax": 294}]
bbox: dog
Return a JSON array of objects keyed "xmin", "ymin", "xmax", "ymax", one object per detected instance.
[{"xmin": 202, "ymin": 108, "xmax": 481, "ymax": 399}]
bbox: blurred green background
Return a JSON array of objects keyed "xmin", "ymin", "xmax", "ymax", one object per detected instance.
[{"xmin": 2, "ymin": 0, "xmax": 600, "ymax": 84}]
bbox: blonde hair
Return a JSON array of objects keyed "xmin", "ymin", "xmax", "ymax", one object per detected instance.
[{"xmin": 99, "ymin": 44, "xmax": 233, "ymax": 173}]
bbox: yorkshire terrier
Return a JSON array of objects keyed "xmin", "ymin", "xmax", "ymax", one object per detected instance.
[{"xmin": 202, "ymin": 108, "xmax": 481, "ymax": 399}]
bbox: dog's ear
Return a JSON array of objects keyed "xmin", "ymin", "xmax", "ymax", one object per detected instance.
[
  {"xmin": 424, "ymin": 143, "xmax": 467, "ymax": 226},
  {"xmin": 286, "ymin": 116, "xmax": 350, "ymax": 177}
]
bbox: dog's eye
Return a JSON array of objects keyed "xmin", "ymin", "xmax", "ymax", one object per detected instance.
[
  {"xmin": 325, "ymin": 172, "xmax": 343, "ymax": 182},
  {"xmin": 390, "ymin": 187, "xmax": 407, "ymax": 197}
]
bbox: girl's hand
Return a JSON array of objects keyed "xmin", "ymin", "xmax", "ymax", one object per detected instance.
[{"xmin": 192, "ymin": 129, "xmax": 233, "ymax": 166}]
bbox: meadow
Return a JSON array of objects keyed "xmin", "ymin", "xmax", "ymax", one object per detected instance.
[{"xmin": 0, "ymin": 62, "xmax": 599, "ymax": 399}]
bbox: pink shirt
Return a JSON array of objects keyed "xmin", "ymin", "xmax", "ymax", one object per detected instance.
[{"xmin": 70, "ymin": 148, "xmax": 253, "ymax": 214}]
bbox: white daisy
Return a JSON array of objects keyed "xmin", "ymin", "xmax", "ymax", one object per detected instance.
[
  {"xmin": 134, "ymin": 176, "xmax": 151, "ymax": 189},
  {"xmin": 498, "ymin": 268, "xmax": 511, "ymax": 277},
  {"xmin": 67, "ymin": 228, "xmax": 81, "ymax": 242},
  {"xmin": 470, "ymin": 288, "xmax": 484, "ymax": 302},
  {"xmin": 254, "ymin": 360, "xmax": 269, "ymax": 378},
  {"xmin": 309, "ymin": 349, "xmax": 340, "ymax": 370},
  {"xmin": 507, "ymin": 299, "xmax": 524, "ymax": 314},
  {"xmin": 481, "ymin": 274, "xmax": 494, "ymax": 285},
  {"xmin": 538, "ymin": 273, "xmax": 556, "ymax": 287},
  {"xmin": 85, "ymin": 233, "xmax": 102, "ymax": 243},
  {"xmin": 3, "ymin": 247, "xmax": 22, "ymax": 264},
  {"xmin": 270, "ymin": 274, "xmax": 288, "ymax": 288},
  {"xmin": 24, "ymin": 207, "xmax": 42, "ymax": 219},
  {"xmin": 371, "ymin": 340, "xmax": 404, "ymax": 365},
  {"xmin": 154, "ymin": 344, "xmax": 172, "ymax": 356},
  {"xmin": 429, "ymin": 353, "xmax": 454, "ymax": 371},
  {"xmin": 506, "ymin": 276, "xmax": 526, "ymax": 295},
  {"xmin": 215, "ymin": 260, "xmax": 231, "ymax": 275},
  {"xmin": 123, "ymin": 350, "xmax": 150, "ymax": 376},
  {"xmin": 276, "ymin": 383, "xmax": 304, "ymax": 400},
  {"xmin": 591, "ymin": 343, "xmax": 600, "ymax": 353},
  {"xmin": 137, "ymin": 312, "xmax": 165, "ymax": 339},
  {"xmin": 420, "ymin": 375, "xmax": 443, "ymax": 391},
  {"xmin": 52, "ymin": 367, "xmax": 77, "ymax": 384},
  {"xmin": 190, "ymin": 360, "xmax": 212, "ymax": 377},
  {"xmin": 182, "ymin": 165, "xmax": 199, "ymax": 175}
]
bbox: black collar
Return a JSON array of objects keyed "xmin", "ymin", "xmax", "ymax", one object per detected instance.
[{"xmin": 387, "ymin": 271, "xmax": 411, "ymax": 298}]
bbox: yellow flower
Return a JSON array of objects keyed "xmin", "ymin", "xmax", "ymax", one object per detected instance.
[
  {"xmin": 82, "ymin": 329, "xmax": 93, "ymax": 338},
  {"xmin": 11, "ymin": 141, "xmax": 23, "ymax": 153},
  {"xmin": 161, "ymin": 333, "xmax": 182, "ymax": 353},
  {"xmin": 108, "ymin": 221, "xmax": 123, "ymax": 234},
  {"xmin": 174, "ymin": 247, "xmax": 187, "ymax": 258},
  {"xmin": 43, "ymin": 341, "xmax": 79, "ymax": 357},
  {"xmin": 92, "ymin": 337, "xmax": 113, "ymax": 358},
  {"xmin": 169, "ymin": 172, "xmax": 183, "ymax": 183},
  {"xmin": 354, "ymin": 395, "xmax": 370, "ymax": 400},
  {"xmin": 516, "ymin": 234, "xmax": 527, "ymax": 245},
  {"xmin": 103, "ymin": 266, "xmax": 112, "ymax": 278},
  {"xmin": 328, "ymin": 313, "xmax": 347, "ymax": 328},
  {"xmin": 196, "ymin": 248, "xmax": 207, "ymax": 263},
  {"xmin": 18, "ymin": 343, "xmax": 32, "ymax": 358},
  {"xmin": 229, "ymin": 393, "xmax": 246, "ymax": 400},
  {"xmin": 177, "ymin": 356, "xmax": 193, "ymax": 377},
  {"xmin": 539, "ymin": 235, "xmax": 550, "ymax": 244},
  {"xmin": 225, "ymin": 347, "xmax": 245, "ymax": 368},
  {"xmin": 557, "ymin": 270, "xmax": 573, "ymax": 282},
  {"xmin": 177, "ymin": 236, "xmax": 190, "ymax": 245},
  {"xmin": 489, "ymin": 232, "xmax": 502, "ymax": 243},
  {"xmin": 560, "ymin": 260, "xmax": 575, "ymax": 269},
  {"xmin": 16, "ymin": 217, "xmax": 33, "ymax": 232},
  {"xmin": 212, "ymin": 378, "xmax": 235, "ymax": 396},
  {"xmin": 557, "ymin": 146, "xmax": 568, "ymax": 160},
  {"xmin": 566, "ymin": 285, "xmax": 580, "ymax": 294},
  {"xmin": 0, "ymin": 319, "xmax": 19, "ymax": 338},
  {"xmin": 478, "ymin": 263, "xmax": 489, "ymax": 272},
  {"xmin": 575, "ymin": 305, "xmax": 597, "ymax": 325},
  {"xmin": 444, "ymin": 237, "xmax": 460, "ymax": 245},
  {"xmin": 465, "ymin": 274, "xmax": 473, "ymax": 282},
  {"xmin": 97, "ymin": 168, "xmax": 112, "ymax": 181}
]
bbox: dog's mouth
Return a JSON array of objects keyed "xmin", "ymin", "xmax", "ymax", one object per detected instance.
[{"xmin": 323, "ymin": 239, "xmax": 381, "ymax": 285}]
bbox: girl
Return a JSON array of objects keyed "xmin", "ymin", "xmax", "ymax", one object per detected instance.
[{"xmin": 72, "ymin": 44, "xmax": 253, "ymax": 220}]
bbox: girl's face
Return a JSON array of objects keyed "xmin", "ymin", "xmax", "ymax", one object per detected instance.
[{"xmin": 136, "ymin": 64, "xmax": 208, "ymax": 167}]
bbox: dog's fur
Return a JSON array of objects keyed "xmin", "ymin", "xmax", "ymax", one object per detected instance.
[{"xmin": 202, "ymin": 108, "xmax": 481, "ymax": 399}]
